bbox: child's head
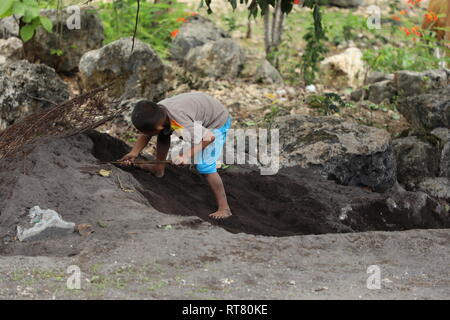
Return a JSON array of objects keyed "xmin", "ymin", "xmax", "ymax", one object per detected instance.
[{"xmin": 131, "ymin": 100, "xmax": 167, "ymax": 136}]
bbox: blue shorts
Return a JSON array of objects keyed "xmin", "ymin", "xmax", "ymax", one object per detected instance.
[{"xmin": 195, "ymin": 117, "xmax": 231, "ymax": 174}]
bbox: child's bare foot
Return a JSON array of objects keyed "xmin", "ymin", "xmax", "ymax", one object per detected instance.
[
  {"xmin": 209, "ymin": 208, "xmax": 232, "ymax": 219},
  {"xmin": 135, "ymin": 163, "xmax": 165, "ymax": 178}
]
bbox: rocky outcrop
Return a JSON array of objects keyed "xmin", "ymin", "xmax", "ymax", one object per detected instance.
[
  {"xmin": 254, "ymin": 59, "xmax": 283, "ymax": 85},
  {"xmin": 431, "ymin": 127, "xmax": 450, "ymax": 177},
  {"xmin": 394, "ymin": 69, "xmax": 449, "ymax": 97},
  {"xmin": 364, "ymin": 71, "xmax": 394, "ymax": 85},
  {"xmin": 0, "ymin": 37, "xmax": 23, "ymax": 64},
  {"xmin": 170, "ymin": 15, "xmax": 229, "ymax": 61},
  {"xmin": 392, "ymin": 136, "xmax": 441, "ymax": 187},
  {"xmin": 392, "ymin": 128, "xmax": 450, "ymax": 198},
  {"xmin": 22, "ymin": 7, "xmax": 104, "ymax": 72},
  {"xmin": 367, "ymin": 80, "xmax": 396, "ymax": 104},
  {"xmin": 418, "ymin": 177, "xmax": 450, "ymax": 202},
  {"xmin": 79, "ymin": 37, "xmax": 166, "ymax": 101},
  {"xmin": 0, "ymin": 60, "xmax": 69, "ymax": 130},
  {"xmin": 171, "ymin": 15, "xmax": 245, "ymax": 79},
  {"xmin": 350, "ymin": 69, "xmax": 450, "ymax": 108},
  {"xmin": 0, "ymin": 17, "xmax": 19, "ymax": 39},
  {"xmin": 396, "ymin": 84, "xmax": 450, "ymax": 130},
  {"xmin": 320, "ymin": 47, "xmax": 366, "ymax": 89},
  {"xmin": 273, "ymin": 115, "xmax": 396, "ymax": 191},
  {"xmin": 183, "ymin": 38, "xmax": 245, "ymax": 79}
]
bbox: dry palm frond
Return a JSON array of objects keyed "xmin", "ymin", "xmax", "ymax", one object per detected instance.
[{"xmin": 0, "ymin": 82, "xmax": 126, "ymax": 160}]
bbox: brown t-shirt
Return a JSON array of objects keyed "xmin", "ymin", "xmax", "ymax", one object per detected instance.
[{"xmin": 158, "ymin": 92, "xmax": 229, "ymax": 143}]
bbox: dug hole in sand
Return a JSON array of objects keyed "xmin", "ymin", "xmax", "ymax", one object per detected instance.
[{"xmin": 0, "ymin": 131, "xmax": 449, "ymax": 299}]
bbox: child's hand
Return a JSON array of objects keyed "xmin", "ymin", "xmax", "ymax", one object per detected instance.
[
  {"xmin": 172, "ymin": 154, "xmax": 190, "ymax": 166},
  {"xmin": 119, "ymin": 152, "xmax": 138, "ymax": 166}
]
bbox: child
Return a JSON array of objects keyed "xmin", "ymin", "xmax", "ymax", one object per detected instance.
[{"xmin": 119, "ymin": 92, "xmax": 232, "ymax": 219}]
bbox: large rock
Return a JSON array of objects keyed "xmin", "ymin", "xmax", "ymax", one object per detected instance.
[
  {"xmin": 393, "ymin": 69, "xmax": 449, "ymax": 97},
  {"xmin": 431, "ymin": 127, "xmax": 450, "ymax": 177},
  {"xmin": 170, "ymin": 15, "xmax": 229, "ymax": 61},
  {"xmin": 79, "ymin": 37, "xmax": 166, "ymax": 101},
  {"xmin": 397, "ymin": 84, "xmax": 450, "ymax": 129},
  {"xmin": 170, "ymin": 15, "xmax": 245, "ymax": 79},
  {"xmin": 320, "ymin": 47, "xmax": 365, "ymax": 89},
  {"xmin": 254, "ymin": 59, "xmax": 283, "ymax": 85},
  {"xmin": 352, "ymin": 69, "xmax": 450, "ymax": 105},
  {"xmin": 183, "ymin": 38, "xmax": 245, "ymax": 79},
  {"xmin": 367, "ymin": 79, "xmax": 396, "ymax": 104},
  {"xmin": 273, "ymin": 115, "xmax": 396, "ymax": 191},
  {"xmin": 0, "ymin": 16, "xmax": 19, "ymax": 39},
  {"xmin": 0, "ymin": 60, "xmax": 69, "ymax": 130},
  {"xmin": 0, "ymin": 37, "xmax": 23, "ymax": 64},
  {"xmin": 351, "ymin": 72, "xmax": 395, "ymax": 103},
  {"xmin": 392, "ymin": 136, "xmax": 441, "ymax": 187},
  {"xmin": 419, "ymin": 177, "xmax": 450, "ymax": 201},
  {"xmin": 364, "ymin": 71, "xmax": 394, "ymax": 85},
  {"xmin": 21, "ymin": 7, "xmax": 104, "ymax": 73}
]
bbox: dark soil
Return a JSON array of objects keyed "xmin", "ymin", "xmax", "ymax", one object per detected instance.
[{"xmin": 87, "ymin": 131, "xmax": 449, "ymax": 237}]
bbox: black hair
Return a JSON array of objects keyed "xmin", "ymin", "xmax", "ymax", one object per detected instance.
[{"xmin": 131, "ymin": 100, "xmax": 167, "ymax": 132}]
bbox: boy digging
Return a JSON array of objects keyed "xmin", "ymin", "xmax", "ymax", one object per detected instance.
[{"xmin": 119, "ymin": 92, "xmax": 232, "ymax": 219}]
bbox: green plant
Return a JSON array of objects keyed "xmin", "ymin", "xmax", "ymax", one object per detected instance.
[
  {"xmin": 362, "ymin": 43, "xmax": 445, "ymax": 73},
  {"xmin": 264, "ymin": 105, "xmax": 281, "ymax": 124},
  {"xmin": 325, "ymin": 11, "xmax": 365, "ymax": 46},
  {"xmin": 99, "ymin": 0, "xmax": 188, "ymax": 58},
  {"xmin": 300, "ymin": 0, "xmax": 328, "ymax": 85},
  {"xmin": 307, "ymin": 93, "xmax": 346, "ymax": 115},
  {"xmin": 0, "ymin": 0, "xmax": 53, "ymax": 42},
  {"xmin": 222, "ymin": 16, "xmax": 239, "ymax": 32},
  {"xmin": 364, "ymin": 0, "xmax": 450, "ymax": 73}
]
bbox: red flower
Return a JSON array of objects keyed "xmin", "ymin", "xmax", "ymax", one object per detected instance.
[
  {"xmin": 425, "ymin": 11, "xmax": 438, "ymax": 22},
  {"xmin": 407, "ymin": 0, "xmax": 422, "ymax": 6},
  {"xmin": 170, "ymin": 29, "xmax": 179, "ymax": 38},
  {"xmin": 176, "ymin": 17, "xmax": 186, "ymax": 23},
  {"xmin": 400, "ymin": 27, "xmax": 411, "ymax": 36}
]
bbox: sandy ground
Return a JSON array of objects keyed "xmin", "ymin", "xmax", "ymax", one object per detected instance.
[
  {"xmin": 1, "ymin": 226, "xmax": 449, "ymax": 299},
  {"xmin": 0, "ymin": 133, "xmax": 448, "ymax": 299}
]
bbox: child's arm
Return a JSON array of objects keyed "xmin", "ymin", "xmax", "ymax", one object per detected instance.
[
  {"xmin": 155, "ymin": 133, "xmax": 171, "ymax": 164},
  {"xmin": 119, "ymin": 133, "xmax": 150, "ymax": 164},
  {"xmin": 173, "ymin": 130, "xmax": 215, "ymax": 165}
]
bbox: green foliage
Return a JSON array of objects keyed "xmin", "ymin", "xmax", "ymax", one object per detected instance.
[
  {"xmin": 50, "ymin": 48, "xmax": 64, "ymax": 56},
  {"xmin": 1, "ymin": 0, "xmax": 53, "ymax": 42},
  {"xmin": 300, "ymin": 2, "xmax": 327, "ymax": 85},
  {"xmin": 324, "ymin": 11, "xmax": 366, "ymax": 46},
  {"xmin": 264, "ymin": 105, "xmax": 281, "ymax": 124},
  {"xmin": 362, "ymin": 42, "xmax": 448, "ymax": 73},
  {"xmin": 307, "ymin": 93, "xmax": 347, "ymax": 115},
  {"xmin": 99, "ymin": 0, "xmax": 188, "ymax": 58},
  {"xmin": 215, "ymin": 0, "xmax": 295, "ymax": 18},
  {"xmin": 222, "ymin": 16, "xmax": 240, "ymax": 32},
  {"xmin": 362, "ymin": 0, "xmax": 449, "ymax": 73}
]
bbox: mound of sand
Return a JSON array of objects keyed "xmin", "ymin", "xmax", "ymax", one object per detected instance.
[
  {"xmin": 0, "ymin": 131, "xmax": 449, "ymax": 299},
  {"xmin": 0, "ymin": 131, "xmax": 448, "ymax": 257}
]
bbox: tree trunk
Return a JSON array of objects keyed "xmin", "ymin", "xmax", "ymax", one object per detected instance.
[
  {"xmin": 273, "ymin": 2, "xmax": 285, "ymax": 48},
  {"xmin": 246, "ymin": 17, "xmax": 252, "ymax": 39},
  {"xmin": 264, "ymin": 9, "xmax": 272, "ymax": 54},
  {"xmin": 264, "ymin": 0, "xmax": 285, "ymax": 60}
]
